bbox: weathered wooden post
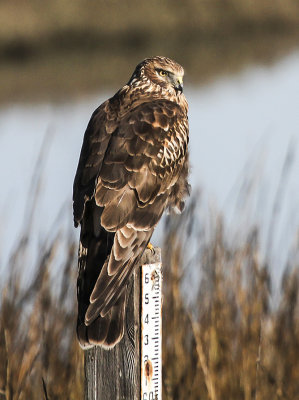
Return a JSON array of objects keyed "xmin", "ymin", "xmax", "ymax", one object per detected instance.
[{"xmin": 84, "ymin": 247, "xmax": 162, "ymax": 400}]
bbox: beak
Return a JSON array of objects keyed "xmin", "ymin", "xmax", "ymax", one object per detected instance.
[{"xmin": 175, "ymin": 76, "xmax": 183, "ymax": 93}]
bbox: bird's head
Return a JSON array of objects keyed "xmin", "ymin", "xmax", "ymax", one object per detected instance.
[{"xmin": 129, "ymin": 56, "xmax": 185, "ymax": 95}]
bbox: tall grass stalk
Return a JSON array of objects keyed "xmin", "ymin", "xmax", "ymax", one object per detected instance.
[{"xmin": 0, "ymin": 190, "xmax": 298, "ymax": 399}]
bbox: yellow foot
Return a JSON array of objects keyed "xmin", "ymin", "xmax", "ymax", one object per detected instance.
[{"xmin": 147, "ymin": 242, "xmax": 155, "ymax": 253}]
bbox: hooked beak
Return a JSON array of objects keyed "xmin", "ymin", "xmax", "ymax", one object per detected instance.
[{"xmin": 174, "ymin": 76, "xmax": 183, "ymax": 93}]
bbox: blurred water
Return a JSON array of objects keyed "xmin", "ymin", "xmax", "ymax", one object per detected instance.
[{"xmin": 0, "ymin": 50, "xmax": 298, "ymax": 283}]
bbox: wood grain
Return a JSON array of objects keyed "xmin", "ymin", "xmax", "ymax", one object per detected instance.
[{"xmin": 84, "ymin": 248, "xmax": 161, "ymax": 400}]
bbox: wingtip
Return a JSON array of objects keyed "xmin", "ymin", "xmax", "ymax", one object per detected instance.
[
  {"xmin": 77, "ymin": 293, "xmax": 126, "ymax": 350},
  {"xmin": 77, "ymin": 320, "xmax": 124, "ymax": 350}
]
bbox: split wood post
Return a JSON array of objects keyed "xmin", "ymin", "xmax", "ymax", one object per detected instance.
[{"xmin": 84, "ymin": 247, "xmax": 162, "ymax": 400}]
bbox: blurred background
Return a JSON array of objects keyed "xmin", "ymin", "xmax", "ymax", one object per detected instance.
[{"xmin": 0, "ymin": 1, "xmax": 299, "ymax": 399}]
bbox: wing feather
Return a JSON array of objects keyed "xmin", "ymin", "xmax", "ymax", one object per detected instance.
[
  {"xmin": 74, "ymin": 97, "xmax": 189, "ymax": 344},
  {"xmin": 73, "ymin": 101, "xmax": 113, "ymax": 225},
  {"xmin": 100, "ymin": 188, "xmax": 136, "ymax": 231}
]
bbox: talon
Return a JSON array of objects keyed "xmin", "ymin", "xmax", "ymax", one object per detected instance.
[{"xmin": 147, "ymin": 242, "xmax": 155, "ymax": 253}]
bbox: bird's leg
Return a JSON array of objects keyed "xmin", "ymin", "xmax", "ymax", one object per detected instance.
[{"xmin": 147, "ymin": 242, "xmax": 155, "ymax": 253}]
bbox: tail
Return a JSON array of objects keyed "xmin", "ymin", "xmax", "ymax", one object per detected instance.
[{"xmin": 76, "ymin": 201, "xmax": 126, "ymax": 349}]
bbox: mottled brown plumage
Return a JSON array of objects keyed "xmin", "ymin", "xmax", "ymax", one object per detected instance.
[{"xmin": 73, "ymin": 56, "xmax": 190, "ymax": 348}]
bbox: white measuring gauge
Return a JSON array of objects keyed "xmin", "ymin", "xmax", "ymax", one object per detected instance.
[{"xmin": 141, "ymin": 261, "xmax": 162, "ymax": 400}]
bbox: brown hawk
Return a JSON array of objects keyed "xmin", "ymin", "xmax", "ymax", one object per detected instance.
[{"xmin": 73, "ymin": 56, "xmax": 190, "ymax": 349}]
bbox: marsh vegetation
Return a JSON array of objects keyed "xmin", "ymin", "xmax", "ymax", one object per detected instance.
[
  {"xmin": 1, "ymin": 2, "xmax": 298, "ymax": 398},
  {"xmin": 0, "ymin": 193, "xmax": 298, "ymax": 399}
]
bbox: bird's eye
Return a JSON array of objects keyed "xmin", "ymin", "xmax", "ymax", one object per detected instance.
[{"xmin": 159, "ymin": 70, "xmax": 167, "ymax": 77}]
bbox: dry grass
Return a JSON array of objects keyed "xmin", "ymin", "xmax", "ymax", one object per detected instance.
[
  {"xmin": 0, "ymin": 202, "xmax": 298, "ymax": 399},
  {"xmin": 0, "ymin": 184, "xmax": 298, "ymax": 398},
  {"xmin": 0, "ymin": 233, "xmax": 84, "ymax": 400},
  {"xmin": 162, "ymin": 203, "xmax": 299, "ymax": 400}
]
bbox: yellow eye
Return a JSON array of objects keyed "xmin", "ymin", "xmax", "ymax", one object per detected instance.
[{"xmin": 159, "ymin": 70, "xmax": 167, "ymax": 77}]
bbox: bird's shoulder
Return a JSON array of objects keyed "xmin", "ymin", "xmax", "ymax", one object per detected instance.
[{"xmin": 73, "ymin": 92, "xmax": 188, "ymax": 226}]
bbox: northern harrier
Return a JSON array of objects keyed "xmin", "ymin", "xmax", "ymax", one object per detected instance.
[{"xmin": 73, "ymin": 56, "xmax": 190, "ymax": 348}]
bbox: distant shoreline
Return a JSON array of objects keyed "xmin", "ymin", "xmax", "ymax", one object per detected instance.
[
  {"xmin": 1, "ymin": 32, "xmax": 298, "ymax": 105},
  {"xmin": 0, "ymin": 0, "xmax": 298, "ymax": 104}
]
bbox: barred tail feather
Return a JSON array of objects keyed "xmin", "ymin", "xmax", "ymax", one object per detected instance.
[
  {"xmin": 76, "ymin": 235, "xmax": 127, "ymax": 349},
  {"xmin": 76, "ymin": 198, "xmax": 125, "ymax": 349},
  {"xmin": 77, "ymin": 291, "xmax": 126, "ymax": 349}
]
